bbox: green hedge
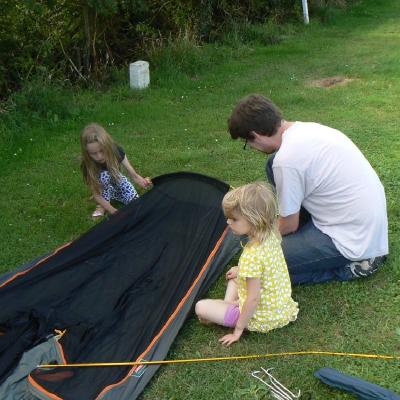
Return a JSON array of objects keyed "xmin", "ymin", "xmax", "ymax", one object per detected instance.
[{"xmin": 0, "ymin": 0, "xmax": 356, "ymax": 96}]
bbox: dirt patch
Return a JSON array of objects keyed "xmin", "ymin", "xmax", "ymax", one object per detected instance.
[{"xmin": 308, "ymin": 76, "xmax": 354, "ymax": 88}]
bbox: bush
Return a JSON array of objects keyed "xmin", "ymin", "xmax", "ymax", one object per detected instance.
[
  {"xmin": 0, "ymin": 0, "xmax": 357, "ymax": 97},
  {"xmin": 9, "ymin": 79, "xmax": 77, "ymax": 123},
  {"xmin": 0, "ymin": 77, "xmax": 80, "ymax": 155},
  {"xmin": 147, "ymin": 35, "xmax": 215, "ymax": 82},
  {"xmin": 218, "ymin": 19, "xmax": 294, "ymax": 47},
  {"xmin": 308, "ymin": 0, "xmax": 358, "ymax": 22}
]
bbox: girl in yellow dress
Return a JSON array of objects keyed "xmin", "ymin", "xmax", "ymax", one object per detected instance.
[{"xmin": 195, "ymin": 182, "xmax": 298, "ymax": 346}]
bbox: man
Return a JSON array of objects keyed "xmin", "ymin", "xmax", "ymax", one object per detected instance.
[{"xmin": 228, "ymin": 94, "xmax": 388, "ymax": 284}]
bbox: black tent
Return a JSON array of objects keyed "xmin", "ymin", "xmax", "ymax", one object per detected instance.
[{"xmin": 0, "ymin": 172, "xmax": 240, "ymax": 400}]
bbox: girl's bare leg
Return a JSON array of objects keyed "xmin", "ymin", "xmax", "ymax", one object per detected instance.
[
  {"xmin": 224, "ymin": 278, "xmax": 238, "ymax": 303},
  {"xmin": 195, "ymin": 299, "xmax": 233, "ymax": 325}
]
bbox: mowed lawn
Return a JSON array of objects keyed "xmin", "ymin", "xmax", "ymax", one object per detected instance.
[{"xmin": 0, "ymin": 0, "xmax": 399, "ymax": 398}]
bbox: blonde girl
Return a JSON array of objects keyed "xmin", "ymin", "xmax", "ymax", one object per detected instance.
[
  {"xmin": 195, "ymin": 182, "xmax": 298, "ymax": 346},
  {"xmin": 80, "ymin": 123, "xmax": 151, "ymax": 217}
]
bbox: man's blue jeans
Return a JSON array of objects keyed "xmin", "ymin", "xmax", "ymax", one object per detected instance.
[{"xmin": 266, "ymin": 155, "xmax": 353, "ymax": 285}]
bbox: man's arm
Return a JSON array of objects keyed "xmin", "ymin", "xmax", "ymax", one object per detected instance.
[
  {"xmin": 272, "ymin": 166, "xmax": 303, "ymax": 236},
  {"xmin": 279, "ymin": 212, "xmax": 300, "ymax": 235}
]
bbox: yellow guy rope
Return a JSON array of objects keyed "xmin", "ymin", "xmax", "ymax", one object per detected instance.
[{"xmin": 38, "ymin": 351, "xmax": 400, "ymax": 369}]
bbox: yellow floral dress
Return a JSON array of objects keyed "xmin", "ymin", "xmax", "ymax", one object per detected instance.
[{"xmin": 237, "ymin": 233, "xmax": 298, "ymax": 333}]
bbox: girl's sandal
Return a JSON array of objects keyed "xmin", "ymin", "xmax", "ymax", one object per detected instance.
[{"xmin": 92, "ymin": 205, "xmax": 105, "ymax": 218}]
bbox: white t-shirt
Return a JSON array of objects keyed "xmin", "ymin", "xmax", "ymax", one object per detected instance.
[{"xmin": 273, "ymin": 122, "xmax": 388, "ymax": 260}]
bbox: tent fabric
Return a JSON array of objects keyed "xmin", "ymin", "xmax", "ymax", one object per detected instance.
[
  {"xmin": 0, "ymin": 336, "xmax": 63, "ymax": 400},
  {"xmin": 315, "ymin": 367, "xmax": 400, "ymax": 400},
  {"xmin": 0, "ymin": 172, "xmax": 241, "ymax": 400}
]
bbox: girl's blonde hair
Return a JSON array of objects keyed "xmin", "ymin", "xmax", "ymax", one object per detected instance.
[
  {"xmin": 222, "ymin": 182, "xmax": 280, "ymax": 243},
  {"xmin": 80, "ymin": 123, "xmax": 121, "ymax": 194}
]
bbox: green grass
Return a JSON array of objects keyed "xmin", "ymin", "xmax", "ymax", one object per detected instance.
[{"xmin": 1, "ymin": 0, "xmax": 400, "ymax": 398}]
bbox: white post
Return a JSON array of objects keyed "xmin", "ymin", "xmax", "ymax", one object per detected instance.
[
  {"xmin": 302, "ymin": 0, "xmax": 310, "ymax": 24},
  {"xmin": 129, "ymin": 61, "xmax": 150, "ymax": 89}
]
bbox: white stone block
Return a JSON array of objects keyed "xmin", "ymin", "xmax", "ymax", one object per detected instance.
[{"xmin": 129, "ymin": 61, "xmax": 150, "ymax": 89}]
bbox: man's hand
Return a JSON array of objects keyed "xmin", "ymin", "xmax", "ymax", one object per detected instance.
[{"xmin": 279, "ymin": 212, "xmax": 300, "ymax": 235}]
